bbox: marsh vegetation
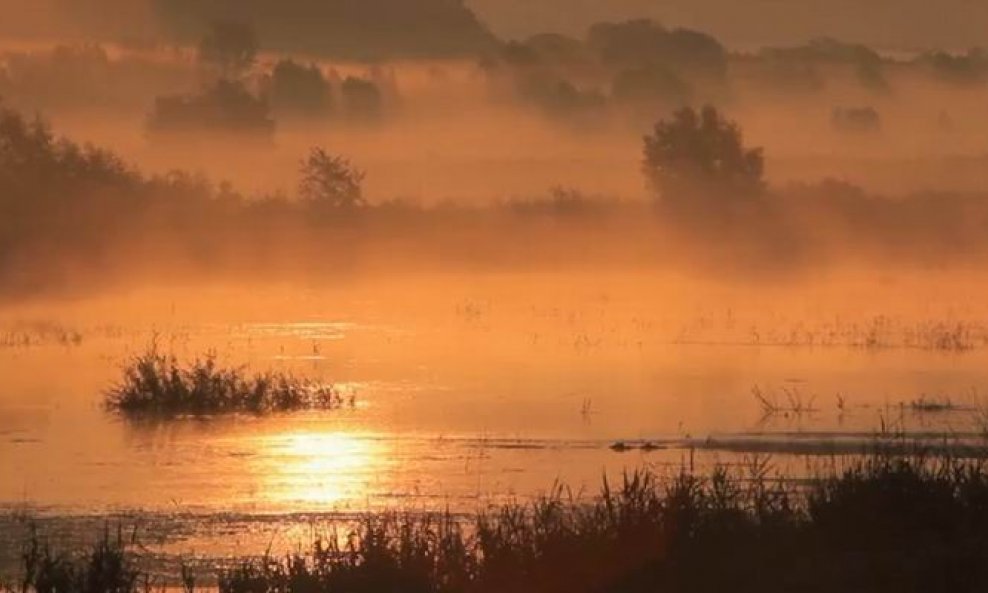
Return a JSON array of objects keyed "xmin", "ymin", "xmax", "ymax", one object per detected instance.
[
  {"xmin": 105, "ymin": 344, "xmax": 343, "ymax": 417},
  {"xmin": 9, "ymin": 455, "xmax": 988, "ymax": 593},
  {"xmin": 2, "ymin": 2, "xmax": 988, "ymax": 590}
]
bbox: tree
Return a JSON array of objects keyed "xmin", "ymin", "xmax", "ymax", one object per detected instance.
[
  {"xmin": 198, "ymin": 20, "xmax": 258, "ymax": 78},
  {"xmin": 266, "ymin": 59, "xmax": 332, "ymax": 117},
  {"xmin": 612, "ymin": 65, "xmax": 691, "ymax": 111},
  {"xmin": 298, "ymin": 148, "xmax": 366, "ymax": 209},
  {"xmin": 643, "ymin": 106, "xmax": 764, "ymax": 204},
  {"xmin": 341, "ymin": 77, "xmax": 383, "ymax": 120},
  {"xmin": 588, "ymin": 20, "xmax": 727, "ymax": 80},
  {"xmin": 147, "ymin": 79, "xmax": 275, "ymax": 141}
]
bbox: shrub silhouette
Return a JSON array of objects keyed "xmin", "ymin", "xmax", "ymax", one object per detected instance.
[{"xmin": 643, "ymin": 105, "xmax": 765, "ymax": 206}]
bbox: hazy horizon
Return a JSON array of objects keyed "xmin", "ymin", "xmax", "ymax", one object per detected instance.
[
  {"xmin": 469, "ymin": 0, "xmax": 988, "ymax": 51},
  {"xmin": 2, "ymin": 0, "xmax": 988, "ymax": 54},
  {"xmin": 2, "ymin": 3, "xmax": 988, "ymax": 592}
]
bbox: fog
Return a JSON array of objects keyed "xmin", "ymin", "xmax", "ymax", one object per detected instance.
[
  {"xmin": 6, "ymin": 6, "xmax": 988, "ymax": 583},
  {"xmin": 0, "ymin": 6, "xmax": 987, "ymax": 294}
]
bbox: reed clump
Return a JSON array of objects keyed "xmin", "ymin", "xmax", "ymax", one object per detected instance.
[
  {"xmin": 104, "ymin": 346, "xmax": 341, "ymax": 417},
  {"xmin": 16, "ymin": 528, "xmax": 137, "ymax": 593}
]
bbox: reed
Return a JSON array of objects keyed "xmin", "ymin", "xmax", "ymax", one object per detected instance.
[
  {"xmin": 105, "ymin": 345, "xmax": 342, "ymax": 418},
  {"xmin": 12, "ymin": 455, "xmax": 988, "ymax": 593}
]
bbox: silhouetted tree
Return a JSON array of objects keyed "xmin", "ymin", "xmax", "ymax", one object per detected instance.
[
  {"xmin": 643, "ymin": 106, "xmax": 764, "ymax": 204},
  {"xmin": 524, "ymin": 33, "xmax": 593, "ymax": 69},
  {"xmin": 920, "ymin": 49, "xmax": 988, "ymax": 84},
  {"xmin": 298, "ymin": 148, "xmax": 365, "ymax": 209},
  {"xmin": 761, "ymin": 38, "xmax": 882, "ymax": 68},
  {"xmin": 613, "ymin": 65, "xmax": 691, "ymax": 112},
  {"xmin": 265, "ymin": 59, "xmax": 332, "ymax": 117},
  {"xmin": 514, "ymin": 77, "xmax": 605, "ymax": 119},
  {"xmin": 757, "ymin": 38, "xmax": 887, "ymax": 94},
  {"xmin": 148, "ymin": 79, "xmax": 274, "ymax": 141},
  {"xmin": 753, "ymin": 57, "xmax": 825, "ymax": 94},
  {"xmin": 198, "ymin": 20, "xmax": 258, "ymax": 78},
  {"xmin": 588, "ymin": 20, "xmax": 727, "ymax": 80},
  {"xmin": 495, "ymin": 41, "xmax": 540, "ymax": 68},
  {"xmin": 341, "ymin": 77, "xmax": 383, "ymax": 120}
]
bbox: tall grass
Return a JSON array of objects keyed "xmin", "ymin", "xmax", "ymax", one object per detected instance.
[
  {"xmin": 17, "ymin": 527, "xmax": 138, "ymax": 593},
  {"xmin": 105, "ymin": 345, "xmax": 342, "ymax": 417},
  {"xmin": 11, "ymin": 455, "xmax": 988, "ymax": 593}
]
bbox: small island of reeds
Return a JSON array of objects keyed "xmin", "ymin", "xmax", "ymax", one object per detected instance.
[{"xmin": 104, "ymin": 345, "xmax": 343, "ymax": 417}]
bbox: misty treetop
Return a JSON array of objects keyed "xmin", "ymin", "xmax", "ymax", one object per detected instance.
[
  {"xmin": 148, "ymin": 79, "xmax": 276, "ymax": 142},
  {"xmin": 0, "ymin": 43, "xmax": 194, "ymax": 112},
  {"xmin": 588, "ymin": 19, "xmax": 728, "ymax": 79},
  {"xmin": 264, "ymin": 60, "xmax": 333, "ymax": 118},
  {"xmin": 643, "ymin": 106, "xmax": 765, "ymax": 204},
  {"xmin": 0, "ymin": 15, "xmax": 982, "ymax": 135},
  {"xmin": 2, "ymin": 95, "xmax": 987, "ymax": 300},
  {"xmin": 482, "ymin": 19, "xmax": 730, "ymax": 122}
]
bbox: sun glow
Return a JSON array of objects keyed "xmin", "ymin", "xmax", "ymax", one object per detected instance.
[{"xmin": 260, "ymin": 431, "xmax": 383, "ymax": 507}]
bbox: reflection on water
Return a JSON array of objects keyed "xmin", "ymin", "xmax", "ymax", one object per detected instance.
[
  {"xmin": 260, "ymin": 431, "xmax": 385, "ymax": 507},
  {"xmin": 3, "ymin": 274, "xmax": 988, "ymax": 558}
]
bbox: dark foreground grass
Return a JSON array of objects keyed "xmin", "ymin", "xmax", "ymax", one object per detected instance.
[
  {"xmin": 10, "ymin": 455, "xmax": 988, "ymax": 593},
  {"xmin": 105, "ymin": 346, "xmax": 342, "ymax": 417}
]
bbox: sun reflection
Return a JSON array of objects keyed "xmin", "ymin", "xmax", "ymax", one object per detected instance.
[{"xmin": 260, "ymin": 431, "xmax": 383, "ymax": 507}]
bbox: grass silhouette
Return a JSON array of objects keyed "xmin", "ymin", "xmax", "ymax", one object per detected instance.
[
  {"xmin": 11, "ymin": 454, "xmax": 988, "ymax": 593},
  {"xmin": 105, "ymin": 344, "xmax": 342, "ymax": 418}
]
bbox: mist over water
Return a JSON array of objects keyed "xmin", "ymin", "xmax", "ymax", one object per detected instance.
[{"xmin": 2, "ymin": 1, "xmax": 988, "ymax": 583}]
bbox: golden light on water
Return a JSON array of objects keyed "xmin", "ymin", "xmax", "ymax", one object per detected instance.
[{"xmin": 260, "ymin": 431, "xmax": 383, "ymax": 507}]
